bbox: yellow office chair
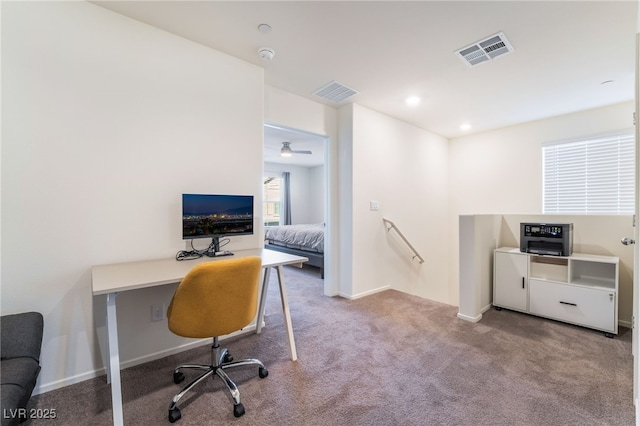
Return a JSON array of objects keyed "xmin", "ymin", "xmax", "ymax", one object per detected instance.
[{"xmin": 166, "ymin": 256, "xmax": 268, "ymax": 422}]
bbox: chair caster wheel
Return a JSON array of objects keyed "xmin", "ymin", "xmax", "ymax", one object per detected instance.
[
  {"xmin": 223, "ymin": 352, "xmax": 233, "ymax": 363},
  {"xmin": 173, "ymin": 371, "xmax": 185, "ymax": 384},
  {"xmin": 259, "ymin": 367, "xmax": 269, "ymax": 378},
  {"xmin": 168, "ymin": 407, "xmax": 181, "ymax": 423},
  {"xmin": 233, "ymin": 403, "xmax": 245, "ymax": 418}
]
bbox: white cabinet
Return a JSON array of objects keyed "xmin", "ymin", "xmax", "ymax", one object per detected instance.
[
  {"xmin": 493, "ymin": 247, "xmax": 619, "ymax": 336},
  {"xmin": 493, "ymin": 250, "xmax": 528, "ymax": 313}
]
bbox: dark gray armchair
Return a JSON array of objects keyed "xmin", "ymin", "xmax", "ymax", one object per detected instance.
[{"xmin": 1, "ymin": 312, "xmax": 44, "ymax": 426}]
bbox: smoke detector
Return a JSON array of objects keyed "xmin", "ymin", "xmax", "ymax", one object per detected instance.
[
  {"xmin": 258, "ymin": 47, "xmax": 275, "ymax": 61},
  {"xmin": 456, "ymin": 32, "xmax": 514, "ymax": 67},
  {"xmin": 257, "ymin": 23, "xmax": 272, "ymax": 34}
]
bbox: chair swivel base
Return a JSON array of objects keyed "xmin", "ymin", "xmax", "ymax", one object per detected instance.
[{"xmin": 168, "ymin": 348, "xmax": 268, "ymax": 423}]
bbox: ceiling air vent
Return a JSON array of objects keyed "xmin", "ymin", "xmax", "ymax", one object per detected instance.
[
  {"xmin": 456, "ymin": 32, "xmax": 514, "ymax": 67},
  {"xmin": 313, "ymin": 80, "xmax": 358, "ymax": 104}
]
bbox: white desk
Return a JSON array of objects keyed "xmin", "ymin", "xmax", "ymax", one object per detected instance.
[{"xmin": 91, "ymin": 248, "xmax": 308, "ymax": 426}]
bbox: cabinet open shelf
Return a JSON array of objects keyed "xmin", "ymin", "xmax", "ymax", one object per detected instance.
[
  {"xmin": 530, "ymin": 256, "xmax": 567, "ymax": 282},
  {"xmin": 570, "ymin": 259, "xmax": 617, "ymax": 290}
]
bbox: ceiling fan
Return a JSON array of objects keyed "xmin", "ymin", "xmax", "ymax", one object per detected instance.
[{"xmin": 280, "ymin": 141, "xmax": 312, "ymax": 157}]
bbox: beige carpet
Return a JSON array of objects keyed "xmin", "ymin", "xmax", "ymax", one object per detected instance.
[{"xmin": 29, "ymin": 264, "xmax": 634, "ymax": 425}]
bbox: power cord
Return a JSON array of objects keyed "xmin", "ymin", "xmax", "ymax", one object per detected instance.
[
  {"xmin": 175, "ymin": 250, "xmax": 202, "ymax": 261},
  {"xmin": 176, "ymin": 238, "xmax": 231, "ymax": 261}
]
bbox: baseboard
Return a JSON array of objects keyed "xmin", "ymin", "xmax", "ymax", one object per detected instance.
[
  {"xmin": 338, "ymin": 285, "xmax": 391, "ymax": 300},
  {"xmin": 619, "ymin": 319, "xmax": 632, "ymax": 329},
  {"xmin": 457, "ymin": 312, "xmax": 483, "ymax": 323},
  {"xmin": 34, "ymin": 324, "xmax": 260, "ymax": 395}
]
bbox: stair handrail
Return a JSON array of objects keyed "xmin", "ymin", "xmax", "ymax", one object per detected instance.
[{"xmin": 382, "ymin": 218, "xmax": 425, "ymax": 264}]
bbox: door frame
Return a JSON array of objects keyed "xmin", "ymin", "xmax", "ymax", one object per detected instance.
[{"xmin": 263, "ymin": 122, "xmax": 334, "ymax": 296}]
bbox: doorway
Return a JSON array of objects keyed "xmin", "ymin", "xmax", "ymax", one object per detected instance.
[{"xmin": 263, "ymin": 123, "xmax": 332, "ymax": 295}]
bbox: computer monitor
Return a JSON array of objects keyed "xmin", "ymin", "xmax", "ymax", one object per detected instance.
[{"xmin": 182, "ymin": 193, "xmax": 254, "ymax": 253}]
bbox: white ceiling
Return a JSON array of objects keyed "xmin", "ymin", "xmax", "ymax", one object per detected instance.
[
  {"xmin": 264, "ymin": 125, "xmax": 326, "ymax": 167},
  {"xmin": 93, "ymin": 0, "xmax": 637, "ymax": 144}
]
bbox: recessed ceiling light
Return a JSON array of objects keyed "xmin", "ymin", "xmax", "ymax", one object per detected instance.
[
  {"xmin": 460, "ymin": 123, "xmax": 471, "ymax": 131},
  {"xmin": 405, "ymin": 96, "xmax": 421, "ymax": 106}
]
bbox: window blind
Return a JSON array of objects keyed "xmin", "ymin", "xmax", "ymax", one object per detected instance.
[{"xmin": 542, "ymin": 131, "xmax": 635, "ymax": 214}]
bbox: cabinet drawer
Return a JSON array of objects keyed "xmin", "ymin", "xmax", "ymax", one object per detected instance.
[{"xmin": 529, "ymin": 279, "xmax": 616, "ymax": 333}]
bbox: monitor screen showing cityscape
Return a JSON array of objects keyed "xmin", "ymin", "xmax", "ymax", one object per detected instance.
[{"xmin": 182, "ymin": 194, "xmax": 254, "ymax": 240}]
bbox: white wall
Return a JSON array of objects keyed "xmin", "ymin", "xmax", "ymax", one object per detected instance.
[
  {"xmin": 449, "ymin": 101, "xmax": 635, "ymax": 307},
  {"xmin": 2, "ymin": 2, "xmax": 264, "ymax": 393},
  {"xmin": 265, "ymin": 86, "xmax": 337, "ymax": 139},
  {"xmin": 337, "ymin": 105, "xmax": 354, "ymax": 297},
  {"xmin": 344, "ymin": 104, "xmax": 451, "ymax": 303},
  {"xmin": 308, "ymin": 165, "xmax": 325, "ymax": 224},
  {"xmin": 458, "ymin": 215, "xmax": 502, "ymax": 322}
]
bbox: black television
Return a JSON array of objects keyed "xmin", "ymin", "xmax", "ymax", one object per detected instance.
[{"xmin": 182, "ymin": 193, "xmax": 254, "ymax": 253}]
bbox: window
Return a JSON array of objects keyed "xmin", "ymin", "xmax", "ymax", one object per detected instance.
[
  {"xmin": 543, "ymin": 131, "xmax": 635, "ymax": 214},
  {"xmin": 263, "ymin": 176, "xmax": 281, "ymax": 226}
]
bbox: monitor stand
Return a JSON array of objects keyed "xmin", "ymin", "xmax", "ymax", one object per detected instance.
[{"xmin": 205, "ymin": 237, "xmax": 233, "ymax": 257}]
